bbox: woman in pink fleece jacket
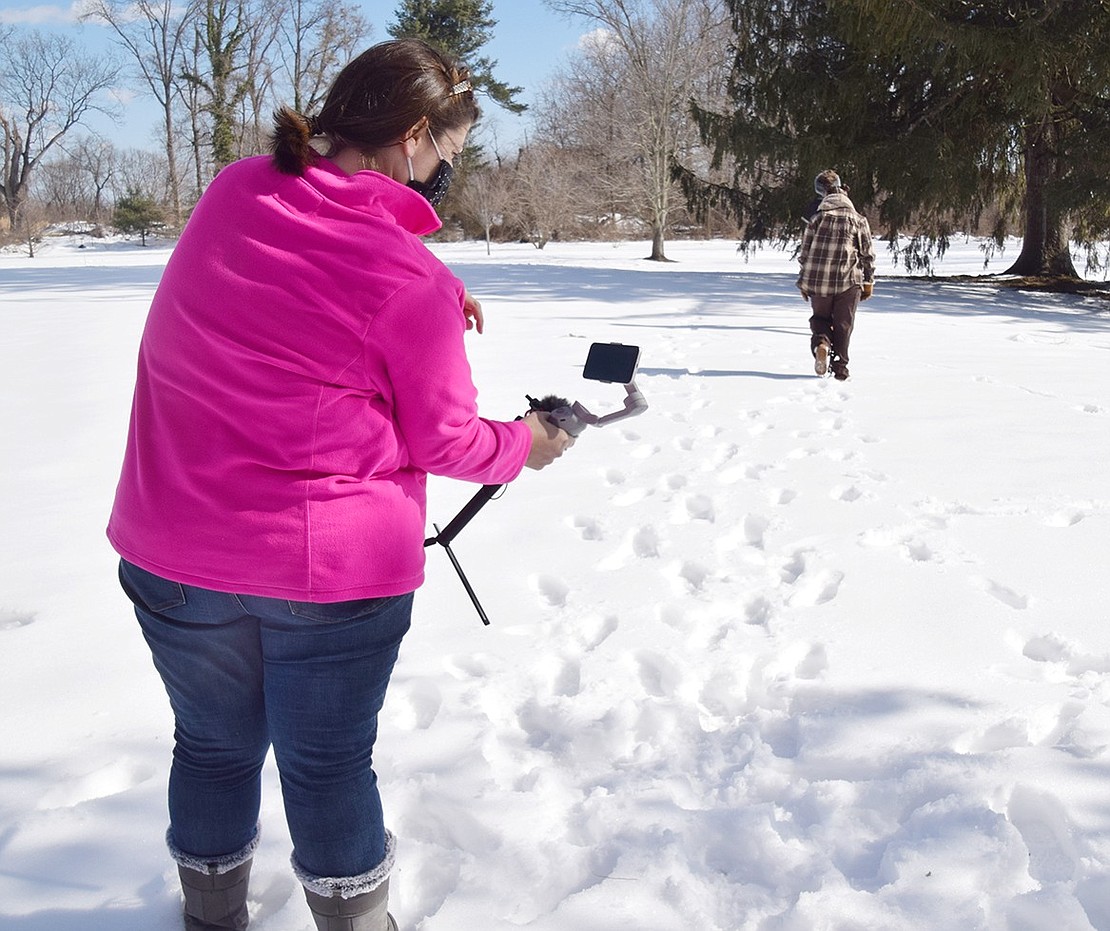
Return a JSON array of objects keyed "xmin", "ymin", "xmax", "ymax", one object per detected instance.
[{"xmin": 108, "ymin": 39, "xmax": 572, "ymax": 931}]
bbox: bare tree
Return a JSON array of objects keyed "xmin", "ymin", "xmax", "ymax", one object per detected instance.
[
  {"xmin": 184, "ymin": 0, "xmax": 253, "ymax": 170},
  {"xmin": 535, "ymin": 30, "xmax": 636, "ymax": 234},
  {"xmin": 15, "ymin": 197, "xmax": 55, "ymax": 257},
  {"xmin": 276, "ymin": 0, "xmax": 371, "ymax": 115},
  {"xmin": 545, "ymin": 0, "xmax": 728, "ymax": 259},
  {"xmin": 506, "ymin": 142, "xmax": 591, "ymax": 248},
  {"xmin": 180, "ymin": 28, "xmax": 211, "ymax": 199},
  {"xmin": 237, "ymin": 0, "xmax": 283, "ymax": 156},
  {"xmin": 82, "ymin": 0, "xmax": 200, "ymax": 227},
  {"xmin": 34, "ymin": 137, "xmax": 117, "ymax": 226},
  {"xmin": 0, "ymin": 29, "xmax": 119, "ymax": 233},
  {"xmin": 72, "ymin": 137, "xmax": 118, "ymax": 224},
  {"xmin": 455, "ymin": 163, "xmax": 513, "ymax": 253},
  {"xmin": 114, "ymin": 147, "xmax": 173, "ymax": 206}
]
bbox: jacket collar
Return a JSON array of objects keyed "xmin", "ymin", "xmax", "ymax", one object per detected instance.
[
  {"xmin": 305, "ymin": 157, "xmax": 443, "ymax": 236},
  {"xmin": 819, "ymin": 192, "xmax": 855, "ymax": 213}
]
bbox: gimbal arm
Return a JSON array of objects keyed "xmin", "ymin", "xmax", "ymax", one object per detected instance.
[{"xmin": 425, "ymin": 380, "xmax": 648, "ymax": 625}]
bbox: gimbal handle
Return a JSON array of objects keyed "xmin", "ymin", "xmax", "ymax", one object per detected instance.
[
  {"xmin": 543, "ymin": 381, "xmax": 647, "ymax": 436},
  {"xmin": 426, "ymin": 381, "xmax": 648, "ymax": 625}
]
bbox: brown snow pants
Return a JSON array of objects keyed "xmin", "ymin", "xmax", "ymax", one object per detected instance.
[{"xmin": 809, "ymin": 286, "xmax": 859, "ymax": 365}]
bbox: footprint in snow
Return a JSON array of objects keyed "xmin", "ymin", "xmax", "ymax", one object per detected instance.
[
  {"xmin": 443, "ymin": 653, "xmax": 490, "ymax": 679},
  {"xmin": 1023, "ymin": 632, "xmax": 1110, "ymax": 680},
  {"xmin": 684, "ymin": 494, "xmax": 715, "ymax": 522},
  {"xmin": 1022, "ymin": 632, "xmax": 1074, "ymax": 665},
  {"xmin": 632, "ymin": 525, "xmax": 661, "ymax": 558},
  {"xmin": 744, "ymin": 514, "xmax": 770, "ymax": 548},
  {"xmin": 795, "ymin": 642, "xmax": 829, "ymax": 679},
  {"xmin": 786, "ymin": 446, "xmax": 819, "ymax": 460},
  {"xmin": 635, "ymin": 650, "xmax": 681, "ymax": 698},
  {"xmin": 553, "ymin": 658, "xmax": 582, "ymax": 697},
  {"xmin": 657, "ymin": 604, "xmax": 685, "ymax": 628},
  {"xmin": 1044, "ymin": 508, "xmax": 1086, "ymax": 527},
  {"xmin": 569, "ymin": 515, "xmax": 604, "ymax": 540},
  {"xmin": 603, "ymin": 468, "xmax": 626, "ymax": 486},
  {"xmin": 663, "ymin": 473, "xmax": 688, "ymax": 492},
  {"xmin": 673, "ymin": 560, "xmax": 709, "ymax": 592},
  {"xmin": 245, "ymin": 872, "xmax": 300, "ymax": 927},
  {"xmin": 744, "ymin": 594, "xmax": 775, "ymax": 627},
  {"xmin": 0, "ymin": 609, "xmax": 36, "ymax": 631},
  {"xmin": 577, "ymin": 613, "xmax": 619, "ymax": 650},
  {"xmin": 953, "ymin": 716, "xmax": 1031, "ymax": 754},
  {"xmin": 786, "ymin": 568, "xmax": 844, "ymax": 607},
  {"xmin": 1007, "ymin": 785, "xmax": 1081, "ymax": 884},
  {"xmin": 900, "ymin": 537, "xmax": 938, "ymax": 563},
  {"xmin": 390, "ymin": 678, "xmax": 442, "ymax": 730},
  {"xmin": 979, "ymin": 578, "xmax": 1029, "ymax": 610},
  {"xmin": 530, "ymin": 574, "xmax": 570, "ymax": 607},
  {"xmin": 779, "ymin": 549, "xmax": 809, "ymax": 585},
  {"xmin": 707, "ymin": 442, "xmax": 740, "ymax": 468},
  {"xmin": 36, "ymin": 759, "xmax": 157, "ymax": 810}
]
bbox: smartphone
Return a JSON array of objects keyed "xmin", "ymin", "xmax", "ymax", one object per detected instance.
[{"xmin": 583, "ymin": 342, "xmax": 640, "ymax": 384}]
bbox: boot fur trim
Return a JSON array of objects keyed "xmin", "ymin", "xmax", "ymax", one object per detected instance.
[
  {"xmin": 167, "ymin": 824, "xmax": 261, "ymax": 875},
  {"xmin": 292, "ymin": 831, "xmax": 395, "ymax": 899}
]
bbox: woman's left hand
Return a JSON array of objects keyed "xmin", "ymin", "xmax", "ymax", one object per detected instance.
[{"xmin": 463, "ymin": 291, "xmax": 485, "ymax": 334}]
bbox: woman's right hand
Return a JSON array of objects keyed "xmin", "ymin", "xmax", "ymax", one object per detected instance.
[{"xmin": 522, "ymin": 411, "xmax": 575, "ymax": 470}]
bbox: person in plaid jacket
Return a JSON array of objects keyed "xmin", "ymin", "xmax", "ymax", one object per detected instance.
[{"xmin": 797, "ymin": 170, "xmax": 876, "ymax": 380}]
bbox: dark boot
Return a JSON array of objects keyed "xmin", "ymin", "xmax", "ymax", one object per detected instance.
[
  {"xmin": 178, "ymin": 859, "xmax": 252, "ymax": 930},
  {"xmin": 305, "ymin": 878, "xmax": 397, "ymax": 931}
]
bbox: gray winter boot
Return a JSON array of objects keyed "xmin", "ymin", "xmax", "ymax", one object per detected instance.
[
  {"xmin": 304, "ymin": 878, "xmax": 397, "ymax": 931},
  {"xmin": 178, "ymin": 859, "xmax": 252, "ymax": 930}
]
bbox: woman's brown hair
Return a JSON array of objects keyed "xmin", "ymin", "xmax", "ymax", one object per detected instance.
[{"xmin": 270, "ymin": 38, "xmax": 479, "ymax": 176}]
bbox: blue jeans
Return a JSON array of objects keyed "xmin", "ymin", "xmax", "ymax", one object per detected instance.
[{"xmin": 119, "ymin": 559, "xmax": 412, "ymax": 882}]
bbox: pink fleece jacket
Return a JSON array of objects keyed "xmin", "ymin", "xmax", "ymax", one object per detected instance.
[{"xmin": 108, "ymin": 155, "xmax": 532, "ymax": 601}]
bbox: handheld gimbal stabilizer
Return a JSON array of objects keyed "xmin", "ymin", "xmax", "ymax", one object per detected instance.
[{"xmin": 424, "ymin": 342, "xmax": 648, "ymax": 625}]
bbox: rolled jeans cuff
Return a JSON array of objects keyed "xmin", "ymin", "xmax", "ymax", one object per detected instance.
[
  {"xmin": 167, "ymin": 823, "xmax": 261, "ymax": 874},
  {"xmin": 292, "ymin": 830, "xmax": 396, "ymax": 899}
]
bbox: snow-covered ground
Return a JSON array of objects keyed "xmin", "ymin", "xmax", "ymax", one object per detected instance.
[{"xmin": 2, "ymin": 234, "xmax": 1109, "ymax": 930}]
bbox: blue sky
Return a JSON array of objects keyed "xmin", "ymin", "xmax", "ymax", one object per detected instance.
[{"xmin": 0, "ymin": 0, "xmax": 589, "ymax": 152}]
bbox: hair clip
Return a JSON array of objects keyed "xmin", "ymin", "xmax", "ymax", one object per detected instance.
[{"xmin": 448, "ymin": 79, "xmax": 472, "ymax": 97}]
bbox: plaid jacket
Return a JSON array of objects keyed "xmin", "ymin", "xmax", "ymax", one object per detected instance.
[{"xmin": 797, "ymin": 193, "xmax": 875, "ymax": 297}]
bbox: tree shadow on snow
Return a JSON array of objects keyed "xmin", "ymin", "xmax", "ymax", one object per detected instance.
[
  {"xmin": 448, "ymin": 261, "xmax": 1110, "ymax": 338},
  {"xmin": 638, "ymin": 366, "xmax": 810, "ymax": 381}
]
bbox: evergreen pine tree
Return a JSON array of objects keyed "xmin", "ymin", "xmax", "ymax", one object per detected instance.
[
  {"xmin": 387, "ymin": 0, "xmax": 525, "ymax": 114},
  {"xmin": 113, "ymin": 190, "xmax": 165, "ymax": 245},
  {"xmin": 680, "ymin": 0, "xmax": 1110, "ymax": 278}
]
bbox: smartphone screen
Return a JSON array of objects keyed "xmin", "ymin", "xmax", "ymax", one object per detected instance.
[{"xmin": 583, "ymin": 342, "xmax": 640, "ymax": 384}]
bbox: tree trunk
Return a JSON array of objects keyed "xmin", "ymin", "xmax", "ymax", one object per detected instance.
[
  {"xmin": 647, "ymin": 224, "xmax": 669, "ymax": 261},
  {"xmin": 1004, "ymin": 115, "xmax": 1079, "ymax": 278},
  {"xmin": 163, "ymin": 102, "xmax": 183, "ymax": 226}
]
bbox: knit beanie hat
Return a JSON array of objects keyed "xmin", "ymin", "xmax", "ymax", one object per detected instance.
[{"xmin": 814, "ymin": 170, "xmax": 841, "ymax": 196}]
